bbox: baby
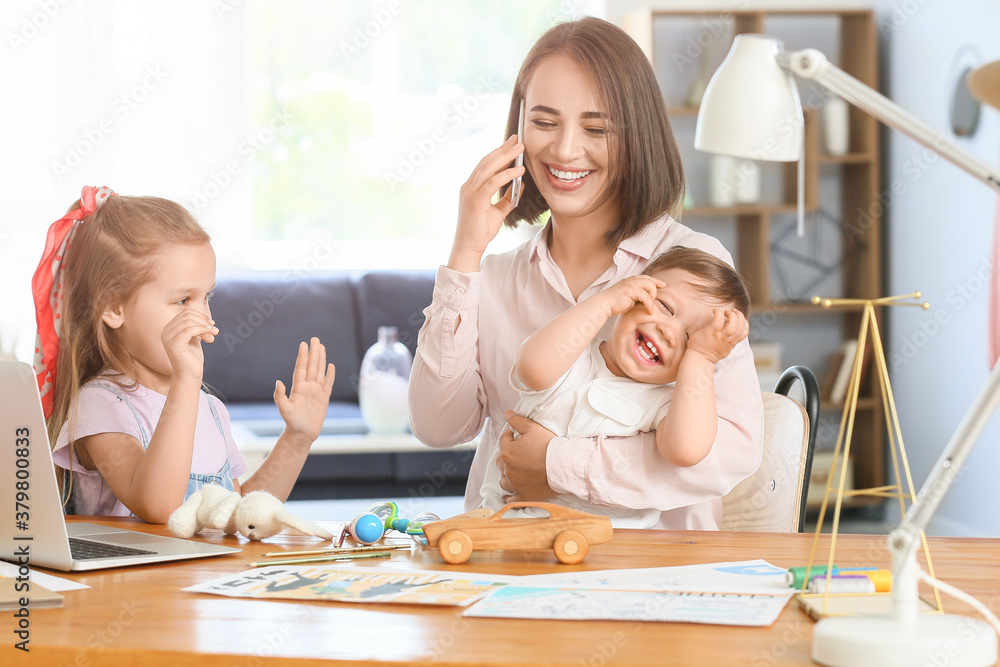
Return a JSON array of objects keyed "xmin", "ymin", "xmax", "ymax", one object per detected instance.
[{"xmin": 481, "ymin": 246, "xmax": 750, "ymax": 527}]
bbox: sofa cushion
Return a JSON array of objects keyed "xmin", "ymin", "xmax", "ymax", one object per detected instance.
[
  {"xmin": 204, "ymin": 272, "xmax": 362, "ymax": 404},
  {"xmin": 354, "ymin": 270, "xmax": 435, "ymax": 361}
]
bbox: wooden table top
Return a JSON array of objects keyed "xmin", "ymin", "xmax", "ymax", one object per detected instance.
[{"xmin": 6, "ymin": 517, "xmax": 1000, "ymax": 666}]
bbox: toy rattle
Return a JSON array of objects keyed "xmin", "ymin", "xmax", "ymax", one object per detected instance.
[{"xmin": 335, "ymin": 501, "xmax": 441, "ymax": 547}]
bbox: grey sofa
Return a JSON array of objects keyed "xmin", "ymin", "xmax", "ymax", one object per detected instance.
[{"xmin": 202, "ymin": 269, "xmax": 473, "ymax": 500}]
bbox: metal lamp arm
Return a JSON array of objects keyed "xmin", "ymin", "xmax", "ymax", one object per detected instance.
[{"xmin": 781, "ymin": 48, "xmax": 1000, "ymax": 192}]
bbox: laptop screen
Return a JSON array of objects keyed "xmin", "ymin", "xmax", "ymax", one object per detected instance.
[{"xmin": 1, "ymin": 360, "xmax": 76, "ymax": 570}]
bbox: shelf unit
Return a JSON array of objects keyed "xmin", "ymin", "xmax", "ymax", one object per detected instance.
[{"xmin": 624, "ymin": 7, "xmax": 884, "ymax": 509}]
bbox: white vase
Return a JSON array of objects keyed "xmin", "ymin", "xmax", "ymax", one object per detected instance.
[
  {"xmin": 734, "ymin": 159, "xmax": 761, "ymax": 204},
  {"xmin": 822, "ymin": 97, "xmax": 850, "ymax": 155},
  {"xmin": 359, "ymin": 326, "xmax": 412, "ymax": 433},
  {"xmin": 709, "ymin": 155, "xmax": 737, "ymax": 207},
  {"xmin": 710, "ymin": 156, "xmax": 761, "ymax": 205}
]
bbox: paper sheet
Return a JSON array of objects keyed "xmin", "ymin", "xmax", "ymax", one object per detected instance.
[
  {"xmin": 0, "ymin": 562, "xmax": 89, "ymax": 592},
  {"xmin": 185, "ymin": 565, "xmax": 515, "ymax": 607},
  {"xmin": 515, "ymin": 559, "xmax": 789, "ymax": 593},
  {"xmin": 185, "ymin": 559, "xmax": 794, "ymax": 625},
  {"xmin": 463, "ymin": 560, "xmax": 793, "ymax": 626}
]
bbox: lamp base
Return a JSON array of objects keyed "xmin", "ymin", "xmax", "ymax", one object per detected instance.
[{"xmin": 812, "ymin": 613, "xmax": 997, "ymax": 666}]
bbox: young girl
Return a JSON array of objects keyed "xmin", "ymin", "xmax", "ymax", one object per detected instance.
[
  {"xmin": 479, "ymin": 247, "xmax": 750, "ymax": 526},
  {"xmin": 410, "ymin": 17, "xmax": 764, "ymax": 530},
  {"xmin": 35, "ymin": 186, "xmax": 335, "ymax": 524}
]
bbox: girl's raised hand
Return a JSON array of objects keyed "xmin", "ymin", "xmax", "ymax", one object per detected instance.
[
  {"xmin": 449, "ymin": 135, "xmax": 525, "ymax": 272},
  {"xmin": 160, "ymin": 309, "xmax": 219, "ymax": 383},
  {"xmin": 274, "ymin": 337, "xmax": 336, "ymax": 443}
]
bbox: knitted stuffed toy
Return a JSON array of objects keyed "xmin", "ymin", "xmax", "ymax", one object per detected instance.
[
  {"xmin": 167, "ymin": 485, "xmax": 333, "ymax": 541},
  {"xmin": 232, "ymin": 490, "xmax": 333, "ymax": 541},
  {"xmin": 166, "ymin": 483, "xmax": 242, "ymax": 538}
]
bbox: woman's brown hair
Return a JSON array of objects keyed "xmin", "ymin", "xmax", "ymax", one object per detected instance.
[
  {"xmin": 502, "ymin": 17, "xmax": 686, "ymax": 247},
  {"xmin": 47, "ymin": 195, "xmax": 209, "ymax": 499},
  {"xmin": 643, "ymin": 246, "xmax": 751, "ymax": 318}
]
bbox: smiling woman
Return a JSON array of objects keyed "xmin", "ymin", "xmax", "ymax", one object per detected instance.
[
  {"xmin": 409, "ymin": 17, "xmax": 765, "ymax": 531},
  {"xmin": 502, "ymin": 20, "xmax": 685, "ymax": 251},
  {"xmin": 519, "ymin": 55, "xmax": 615, "ymax": 252}
]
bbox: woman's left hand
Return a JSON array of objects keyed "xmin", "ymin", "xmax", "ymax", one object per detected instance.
[
  {"xmin": 274, "ymin": 337, "xmax": 336, "ymax": 444},
  {"xmin": 496, "ymin": 410, "xmax": 557, "ymax": 502}
]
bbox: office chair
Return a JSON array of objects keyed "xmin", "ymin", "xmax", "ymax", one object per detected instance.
[{"xmin": 721, "ymin": 365, "xmax": 820, "ymax": 532}]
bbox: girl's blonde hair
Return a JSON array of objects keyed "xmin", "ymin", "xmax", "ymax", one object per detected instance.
[{"xmin": 47, "ymin": 195, "xmax": 209, "ymax": 495}]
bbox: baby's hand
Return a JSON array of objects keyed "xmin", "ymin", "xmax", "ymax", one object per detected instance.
[
  {"xmin": 687, "ymin": 308, "xmax": 749, "ymax": 364},
  {"xmin": 274, "ymin": 337, "xmax": 336, "ymax": 443},
  {"xmin": 600, "ymin": 275, "xmax": 666, "ymax": 317},
  {"xmin": 160, "ymin": 309, "xmax": 219, "ymax": 382}
]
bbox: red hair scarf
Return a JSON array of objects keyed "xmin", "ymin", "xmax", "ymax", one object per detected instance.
[{"xmin": 32, "ymin": 186, "xmax": 116, "ymax": 417}]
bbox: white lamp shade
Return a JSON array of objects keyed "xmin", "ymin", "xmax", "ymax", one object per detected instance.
[{"xmin": 695, "ymin": 34, "xmax": 804, "ymax": 162}]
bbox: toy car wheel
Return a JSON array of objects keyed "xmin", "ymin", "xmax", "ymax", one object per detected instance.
[
  {"xmin": 553, "ymin": 530, "xmax": 588, "ymax": 564},
  {"xmin": 438, "ymin": 529, "xmax": 473, "ymax": 564}
]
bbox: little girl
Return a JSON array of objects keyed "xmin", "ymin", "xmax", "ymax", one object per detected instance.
[
  {"xmin": 35, "ymin": 186, "xmax": 335, "ymax": 524},
  {"xmin": 481, "ymin": 246, "xmax": 750, "ymax": 527}
]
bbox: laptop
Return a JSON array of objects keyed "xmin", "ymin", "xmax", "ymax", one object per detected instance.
[{"xmin": 0, "ymin": 360, "xmax": 241, "ymax": 571}]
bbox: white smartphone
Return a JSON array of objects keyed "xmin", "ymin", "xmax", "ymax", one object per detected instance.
[{"xmin": 511, "ymin": 99, "xmax": 525, "ymax": 207}]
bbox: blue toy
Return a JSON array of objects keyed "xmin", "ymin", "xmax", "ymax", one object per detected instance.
[
  {"xmin": 335, "ymin": 501, "xmax": 441, "ymax": 547},
  {"xmin": 348, "ymin": 512, "xmax": 386, "ymax": 546}
]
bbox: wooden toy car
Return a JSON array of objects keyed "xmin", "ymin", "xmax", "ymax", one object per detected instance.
[{"xmin": 422, "ymin": 502, "xmax": 613, "ymax": 565}]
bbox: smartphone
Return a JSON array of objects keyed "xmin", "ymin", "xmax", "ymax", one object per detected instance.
[{"xmin": 511, "ymin": 99, "xmax": 525, "ymax": 207}]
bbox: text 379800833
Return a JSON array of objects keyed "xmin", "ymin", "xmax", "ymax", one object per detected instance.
[{"xmin": 12, "ymin": 426, "xmax": 32, "ymax": 652}]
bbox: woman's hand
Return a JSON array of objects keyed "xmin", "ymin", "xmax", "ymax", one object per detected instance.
[
  {"xmin": 496, "ymin": 410, "xmax": 556, "ymax": 502},
  {"xmin": 274, "ymin": 338, "xmax": 336, "ymax": 444},
  {"xmin": 161, "ymin": 309, "xmax": 218, "ymax": 383},
  {"xmin": 448, "ymin": 135, "xmax": 525, "ymax": 273},
  {"xmin": 686, "ymin": 308, "xmax": 749, "ymax": 364}
]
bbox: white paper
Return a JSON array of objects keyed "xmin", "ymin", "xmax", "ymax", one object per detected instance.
[
  {"xmin": 463, "ymin": 559, "xmax": 793, "ymax": 626},
  {"xmin": 515, "ymin": 559, "xmax": 789, "ymax": 594},
  {"xmin": 0, "ymin": 561, "xmax": 89, "ymax": 592}
]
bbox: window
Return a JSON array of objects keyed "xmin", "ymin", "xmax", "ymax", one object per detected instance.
[
  {"xmin": 3, "ymin": 1, "xmax": 604, "ymax": 361},
  {"xmin": 230, "ymin": 0, "xmax": 605, "ymax": 270}
]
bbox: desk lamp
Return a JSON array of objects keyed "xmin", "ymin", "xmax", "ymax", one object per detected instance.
[{"xmin": 695, "ymin": 34, "xmax": 1000, "ymax": 667}]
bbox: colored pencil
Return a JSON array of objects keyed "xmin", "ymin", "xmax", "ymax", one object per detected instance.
[
  {"xmin": 248, "ymin": 551, "xmax": 393, "ymax": 567},
  {"xmin": 260, "ymin": 544, "xmax": 411, "ymax": 558}
]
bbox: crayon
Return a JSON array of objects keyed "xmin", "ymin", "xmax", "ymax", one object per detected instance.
[
  {"xmin": 807, "ymin": 574, "xmax": 875, "ymax": 594},
  {"xmin": 786, "ymin": 564, "xmax": 881, "ymax": 588},
  {"xmin": 786, "ymin": 564, "xmax": 836, "ymax": 588}
]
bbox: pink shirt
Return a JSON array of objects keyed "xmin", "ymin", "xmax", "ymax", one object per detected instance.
[
  {"xmin": 52, "ymin": 378, "xmax": 248, "ymax": 517},
  {"xmin": 408, "ymin": 213, "xmax": 764, "ymax": 530}
]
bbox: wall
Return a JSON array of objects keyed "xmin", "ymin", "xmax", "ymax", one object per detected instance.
[{"xmin": 870, "ymin": 0, "xmax": 1000, "ymax": 536}]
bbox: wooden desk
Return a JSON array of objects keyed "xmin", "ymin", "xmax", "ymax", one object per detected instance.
[{"xmin": 8, "ymin": 518, "xmax": 1000, "ymax": 666}]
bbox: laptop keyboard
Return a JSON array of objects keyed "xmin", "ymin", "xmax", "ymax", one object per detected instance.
[{"xmin": 69, "ymin": 537, "xmax": 156, "ymax": 560}]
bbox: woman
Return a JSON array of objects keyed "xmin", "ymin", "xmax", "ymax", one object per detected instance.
[{"xmin": 408, "ymin": 17, "xmax": 763, "ymax": 529}]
